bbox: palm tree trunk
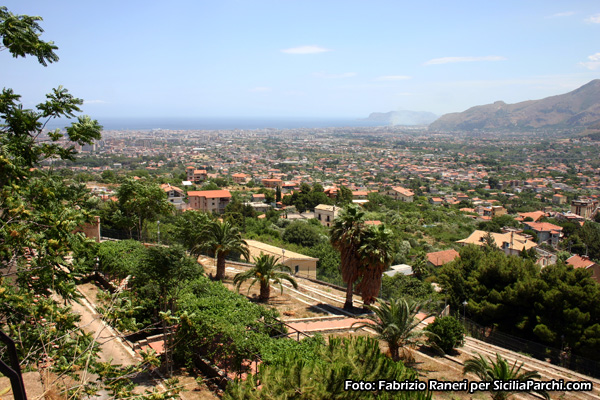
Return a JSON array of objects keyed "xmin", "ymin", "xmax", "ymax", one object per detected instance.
[
  {"xmin": 215, "ymin": 254, "xmax": 226, "ymax": 280},
  {"xmin": 389, "ymin": 343, "xmax": 400, "ymax": 362},
  {"xmin": 259, "ymin": 280, "xmax": 270, "ymax": 302},
  {"xmin": 344, "ymin": 281, "xmax": 353, "ymax": 310}
]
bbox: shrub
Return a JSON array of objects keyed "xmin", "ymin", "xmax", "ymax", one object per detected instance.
[{"xmin": 425, "ymin": 316, "xmax": 465, "ymax": 353}]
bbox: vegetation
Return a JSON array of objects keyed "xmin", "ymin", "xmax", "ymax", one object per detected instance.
[
  {"xmin": 438, "ymin": 245, "xmax": 600, "ymax": 359},
  {"xmin": 330, "ymin": 204, "xmax": 368, "ymax": 309},
  {"xmin": 463, "ymin": 353, "xmax": 549, "ymax": 400},
  {"xmin": 352, "ymin": 298, "xmax": 437, "ymax": 362},
  {"xmin": 233, "ymin": 253, "xmax": 298, "ymax": 302},
  {"xmin": 425, "ymin": 316, "xmax": 465, "ymax": 353},
  {"xmin": 193, "ymin": 220, "xmax": 249, "ymax": 280},
  {"xmin": 224, "ymin": 336, "xmax": 432, "ymax": 400}
]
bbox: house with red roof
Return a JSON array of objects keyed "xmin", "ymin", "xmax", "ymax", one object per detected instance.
[
  {"xmin": 385, "ymin": 186, "xmax": 414, "ymax": 202},
  {"xmin": 522, "ymin": 221, "xmax": 563, "ymax": 247},
  {"xmin": 426, "ymin": 249, "xmax": 460, "ymax": 267},
  {"xmin": 566, "ymin": 255, "xmax": 599, "ymax": 283},
  {"xmin": 187, "ymin": 190, "xmax": 231, "ymax": 214}
]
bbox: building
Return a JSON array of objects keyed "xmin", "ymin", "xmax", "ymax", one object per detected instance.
[
  {"xmin": 426, "ymin": 249, "xmax": 460, "ymax": 267},
  {"xmin": 552, "ymin": 194, "xmax": 567, "ymax": 205},
  {"xmin": 262, "ymin": 178, "xmax": 283, "ymax": 189},
  {"xmin": 187, "ymin": 190, "xmax": 231, "ymax": 214},
  {"xmin": 160, "ymin": 183, "xmax": 185, "ymax": 210},
  {"xmin": 314, "ymin": 204, "xmax": 339, "ymax": 227},
  {"xmin": 566, "ymin": 254, "xmax": 600, "ymax": 283},
  {"xmin": 522, "ymin": 221, "xmax": 563, "ymax": 247},
  {"xmin": 245, "ymin": 239, "xmax": 318, "ymax": 279},
  {"xmin": 457, "ymin": 230, "xmax": 537, "ymax": 256},
  {"xmin": 186, "ymin": 166, "xmax": 208, "ymax": 184},
  {"xmin": 232, "ymin": 173, "xmax": 250, "ymax": 184},
  {"xmin": 385, "ymin": 186, "xmax": 414, "ymax": 202},
  {"xmin": 491, "ymin": 206, "xmax": 507, "ymax": 218},
  {"xmin": 571, "ymin": 199, "xmax": 599, "ymax": 220}
]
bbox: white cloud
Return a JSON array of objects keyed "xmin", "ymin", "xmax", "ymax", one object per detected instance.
[
  {"xmin": 424, "ymin": 56, "xmax": 507, "ymax": 66},
  {"xmin": 586, "ymin": 14, "xmax": 600, "ymax": 23},
  {"xmin": 375, "ymin": 75, "xmax": 411, "ymax": 81},
  {"xmin": 281, "ymin": 45, "xmax": 332, "ymax": 54},
  {"xmin": 580, "ymin": 53, "xmax": 600, "ymax": 70},
  {"xmin": 313, "ymin": 72, "xmax": 357, "ymax": 79},
  {"xmin": 546, "ymin": 11, "xmax": 575, "ymax": 18},
  {"xmin": 249, "ymin": 87, "xmax": 271, "ymax": 92},
  {"xmin": 84, "ymin": 99, "xmax": 108, "ymax": 104}
]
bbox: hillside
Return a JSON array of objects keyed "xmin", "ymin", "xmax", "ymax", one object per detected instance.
[{"xmin": 429, "ymin": 79, "xmax": 600, "ymax": 132}]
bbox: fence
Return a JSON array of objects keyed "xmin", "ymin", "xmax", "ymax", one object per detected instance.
[{"xmin": 463, "ymin": 317, "xmax": 600, "ymax": 378}]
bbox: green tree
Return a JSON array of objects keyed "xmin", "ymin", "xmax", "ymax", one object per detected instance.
[
  {"xmin": 283, "ymin": 220, "xmax": 324, "ymax": 247},
  {"xmin": 193, "ymin": 220, "xmax": 249, "ymax": 280},
  {"xmin": 463, "ymin": 353, "xmax": 549, "ymax": 400},
  {"xmin": 336, "ymin": 185, "xmax": 354, "ymax": 206},
  {"xmin": 352, "ymin": 298, "xmax": 437, "ymax": 362},
  {"xmin": 117, "ymin": 178, "xmax": 174, "ymax": 240},
  {"xmin": 224, "ymin": 336, "xmax": 431, "ymax": 400},
  {"xmin": 233, "ymin": 253, "xmax": 298, "ymax": 302},
  {"xmin": 330, "ymin": 204, "xmax": 367, "ymax": 310},
  {"xmin": 425, "ymin": 316, "xmax": 465, "ymax": 353},
  {"xmin": 356, "ymin": 224, "xmax": 395, "ymax": 305}
]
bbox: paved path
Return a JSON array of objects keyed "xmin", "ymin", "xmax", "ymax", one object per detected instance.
[{"xmin": 70, "ymin": 287, "xmax": 139, "ymax": 366}]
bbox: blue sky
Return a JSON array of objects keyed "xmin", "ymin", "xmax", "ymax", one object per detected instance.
[{"xmin": 3, "ymin": 1, "xmax": 600, "ymax": 119}]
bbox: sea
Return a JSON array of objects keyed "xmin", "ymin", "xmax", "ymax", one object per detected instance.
[{"xmin": 45, "ymin": 117, "xmax": 387, "ymax": 131}]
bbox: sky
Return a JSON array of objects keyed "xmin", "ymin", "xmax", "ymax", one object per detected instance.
[{"xmin": 2, "ymin": 1, "xmax": 600, "ymax": 119}]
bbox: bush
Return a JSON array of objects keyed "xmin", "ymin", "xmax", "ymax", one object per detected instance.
[{"xmin": 425, "ymin": 316, "xmax": 465, "ymax": 353}]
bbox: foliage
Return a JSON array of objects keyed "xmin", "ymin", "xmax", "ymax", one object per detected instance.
[
  {"xmin": 282, "ymin": 220, "xmax": 325, "ymax": 247},
  {"xmin": 192, "ymin": 220, "xmax": 249, "ymax": 280},
  {"xmin": 174, "ymin": 276, "xmax": 280, "ymax": 373},
  {"xmin": 330, "ymin": 204, "xmax": 367, "ymax": 309},
  {"xmin": 0, "ymin": 7, "xmax": 104, "ymax": 391},
  {"xmin": 356, "ymin": 224, "xmax": 395, "ymax": 305},
  {"xmin": 380, "ymin": 273, "xmax": 437, "ymax": 303},
  {"xmin": 463, "ymin": 353, "xmax": 549, "ymax": 400},
  {"xmin": 425, "ymin": 316, "xmax": 465, "ymax": 353},
  {"xmin": 352, "ymin": 298, "xmax": 437, "ymax": 362},
  {"xmin": 224, "ymin": 336, "xmax": 431, "ymax": 400},
  {"xmin": 281, "ymin": 182, "xmax": 333, "ymax": 213},
  {"xmin": 233, "ymin": 253, "xmax": 298, "ymax": 302},
  {"xmin": 438, "ymin": 245, "xmax": 600, "ymax": 359},
  {"xmin": 116, "ymin": 178, "xmax": 174, "ymax": 240}
]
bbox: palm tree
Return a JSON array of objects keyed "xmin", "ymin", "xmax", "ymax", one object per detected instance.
[
  {"xmin": 193, "ymin": 220, "xmax": 249, "ymax": 281},
  {"xmin": 352, "ymin": 298, "xmax": 436, "ymax": 362},
  {"xmin": 330, "ymin": 204, "xmax": 366, "ymax": 310},
  {"xmin": 463, "ymin": 353, "xmax": 549, "ymax": 400},
  {"xmin": 356, "ymin": 224, "xmax": 395, "ymax": 306},
  {"xmin": 233, "ymin": 253, "xmax": 298, "ymax": 302}
]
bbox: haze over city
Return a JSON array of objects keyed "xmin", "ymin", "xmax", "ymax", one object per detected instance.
[{"xmin": 4, "ymin": 0, "xmax": 600, "ymax": 120}]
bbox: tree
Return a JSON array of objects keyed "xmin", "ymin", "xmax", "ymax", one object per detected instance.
[
  {"xmin": 233, "ymin": 253, "xmax": 298, "ymax": 302},
  {"xmin": 356, "ymin": 224, "xmax": 395, "ymax": 305},
  {"xmin": 463, "ymin": 353, "xmax": 549, "ymax": 400},
  {"xmin": 282, "ymin": 220, "xmax": 324, "ymax": 247},
  {"xmin": 425, "ymin": 316, "xmax": 465, "ymax": 354},
  {"xmin": 336, "ymin": 185, "xmax": 354, "ymax": 206},
  {"xmin": 352, "ymin": 298, "xmax": 437, "ymax": 362},
  {"xmin": 193, "ymin": 220, "xmax": 249, "ymax": 280},
  {"xmin": 224, "ymin": 336, "xmax": 431, "ymax": 400},
  {"xmin": 330, "ymin": 204, "xmax": 367, "ymax": 310},
  {"xmin": 117, "ymin": 178, "xmax": 174, "ymax": 240},
  {"xmin": 0, "ymin": 5, "xmax": 103, "ymax": 393}
]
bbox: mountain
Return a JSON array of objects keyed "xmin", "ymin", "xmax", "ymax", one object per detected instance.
[
  {"xmin": 429, "ymin": 80, "xmax": 600, "ymax": 132},
  {"xmin": 366, "ymin": 110, "xmax": 438, "ymax": 126}
]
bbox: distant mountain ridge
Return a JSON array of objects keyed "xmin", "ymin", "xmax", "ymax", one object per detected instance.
[
  {"xmin": 429, "ymin": 79, "xmax": 600, "ymax": 132},
  {"xmin": 366, "ymin": 110, "xmax": 438, "ymax": 126}
]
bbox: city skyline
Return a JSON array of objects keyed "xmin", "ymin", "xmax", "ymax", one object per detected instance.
[{"xmin": 3, "ymin": 0, "xmax": 600, "ymax": 119}]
